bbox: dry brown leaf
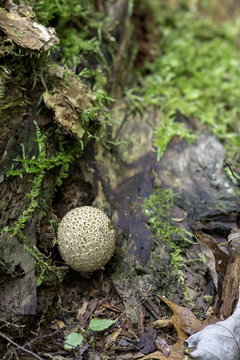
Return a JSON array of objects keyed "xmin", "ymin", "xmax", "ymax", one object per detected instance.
[
  {"xmin": 197, "ymin": 240, "xmax": 218, "ymax": 289},
  {"xmin": 151, "ymin": 319, "xmax": 173, "ymax": 329},
  {"xmin": 116, "ymin": 352, "xmax": 145, "ymax": 359},
  {"xmin": 220, "ymin": 255, "xmax": 240, "ymax": 318},
  {"xmin": 104, "ymin": 328, "xmax": 122, "ymax": 349},
  {"xmin": 155, "ymin": 336, "xmax": 170, "ymax": 357},
  {"xmin": 76, "ymin": 300, "xmax": 89, "ymax": 320},
  {"xmin": 142, "ymin": 296, "xmax": 209, "ymax": 360},
  {"xmin": 141, "ymin": 350, "xmax": 171, "ymax": 360},
  {"xmin": 56, "ymin": 320, "xmax": 65, "ymax": 329},
  {"xmin": 158, "ymin": 296, "xmax": 203, "ymax": 339},
  {"xmin": 194, "ymin": 231, "xmax": 229, "ymax": 273},
  {"xmin": 102, "ymin": 303, "xmax": 121, "ymax": 313},
  {"xmin": 186, "ymin": 287, "xmax": 240, "ymax": 359}
]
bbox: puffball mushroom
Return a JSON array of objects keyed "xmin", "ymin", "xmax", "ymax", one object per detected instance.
[{"xmin": 57, "ymin": 206, "xmax": 115, "ymax": 273}]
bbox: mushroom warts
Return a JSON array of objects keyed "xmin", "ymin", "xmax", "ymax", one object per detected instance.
[{"xmin": 57, "ymin": 206, "xmax": 115, "ymax": 274}]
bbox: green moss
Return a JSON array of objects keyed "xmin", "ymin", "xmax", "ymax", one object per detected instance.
[
  {"xmin": 155, "ymin": 114, "xmax": 196, "ymax": 160},
  {"xmin": 17, "ymin": 0, "xmax": 117, "ymax": 70},
  {"xmin": 2, "ymin": 122, "xmax": 82, "ymax": 237},
  {"xmin": 24, "ymin": 244, "xmax": 64, "ymax": 286},
  {"xmin": 203, "ymin": 294, "xmax": 213, "ymax": 305},
  {"xmin": 0, "ymin": 122, "xmax": 82, "ymax": 285},
  {"xmin": 143, "ymin": 187, "xmax": 194, "ymax": 294},
  {"xmin": 136, "ymin": 0, "xmax": 240, "ymax": 163}
]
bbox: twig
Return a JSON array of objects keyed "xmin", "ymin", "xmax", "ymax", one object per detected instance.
[
  {"xmin": 28, "ymin": 328, "xmax": 63, "ymax": 347},
  {"xmin": 37, "ymin": 351, "xmax": 68, "ymax": 358},
  {"xmin": 0, "ymin": 331, "xmax": 44, "ymax": 360},
  {"xmin": 138, "ymin": 288, "xmax": 162, "ymax": 319},
  {"xmin": 3, "ymin": 328, "xmax": 64, "ymax": 360}
]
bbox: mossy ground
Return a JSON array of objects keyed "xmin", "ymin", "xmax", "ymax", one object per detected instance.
[
  {"xmin": 143, "ymin": 188, "xmax": 197, "ymax": 298},
  {"xmin": 131, "ymin": 0, "xmax": 240, "ymax": 165}
]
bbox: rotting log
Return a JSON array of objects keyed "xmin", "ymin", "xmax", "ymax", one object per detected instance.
[
  {"xmin": 79, "ymin": 107, "xmax": 240, "ymax": 323},
  {"xmin": 0, "ymin": 0, "xmax": 146, "ymax": 324}
]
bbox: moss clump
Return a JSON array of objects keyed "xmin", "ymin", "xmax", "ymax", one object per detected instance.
[
  {"xmin": 143, "ymin": 187, "xmax": 194, "ymax": 291},
  {"xmin": 0, "ymin": 122, "xmax": 83, "ymax": 285},
  {"xmin": 1, "ymin": 121, "xmax": 82, "ymax": 238}
]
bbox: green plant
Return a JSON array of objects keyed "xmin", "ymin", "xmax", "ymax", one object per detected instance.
[
  {"xmin": 2, "ymin": 0, "xmax": 117, "ymax": 135},
  {"xmin": 203, "ymin": 294, "xmax": 213, "ymax": 305},
  {"xmin": 63, "ymin": 318, "xmax": 115, "ymax": 351},
  {"xmin": 22, "ymin": 0, "xmax": 117, "ymax": 69},
  {"xmin": 0, "ymin": 65, "xmax": 11, "ymax": 100},
  {"xmin": 24, "ymin": 244, "xmax": 64, "ymax": 286},
  {"xmin": 89, "ymin": 318, "xmax": 115, "ymax": 332},
  {"xmin": 64, "ymin": 332, "xmax": 84, "ymax": 350}
]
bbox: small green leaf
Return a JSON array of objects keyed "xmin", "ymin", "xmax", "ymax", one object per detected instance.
[
  {"xmin": 64, "ymin": 332, "xmax": 83, "ymax": 350},
  {"xmin": 89, "ymin": 318, "xmax": 115, "ymax": 332}
]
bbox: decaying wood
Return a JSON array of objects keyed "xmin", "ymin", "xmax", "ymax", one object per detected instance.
[
  {"xmin": 0, "ymin": 5, "xmax": 58, "ymax": 50},
  {"xmin": 0, "ymin": 0, "xmax": 134, "ymax": 324},
  {"xmin": 79, "ymin": 105, "xmax": 240, "ymax": 322},
  {"xmin": 0, "ymin": 119, "xmax": 56, "ymax": 321}
]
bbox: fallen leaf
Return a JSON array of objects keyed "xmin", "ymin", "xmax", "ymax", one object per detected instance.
[
  {"xmin": 227, "ymin": 228, "xmax": 240, "ymax": 259},
  {"xmin": 195, "ymin": 232, "xmax": 219, "ymax": 289},
  {"xmin": 102, "ymin": 303, "xmax": 121, "ymax": 313},
  {"xmin": 171, "ymin": 218, "xmax": 184, "ymax": 222},
  {"xmin": 158, "ymin": 296, "xmax": 203, "ymax": 340},
  {"xmin": 220, "ymin": 255, "xmax": 240, "ymax": 318},
  {"xmin": 77, "ymin": 300, "xmax": 89, "ymax": 320},
  {"xmin": 143, "ymin": 296, "xmax": 209, "ymax": 360},
  {"xmin": 89, "ymin": 318, "xmax": 115, "ymax": 332},
  {"xmin": 155, "ymin": 336, "xmax": 170, "ymax": 357},
  {"xmin": 195, "ymin": 231, "xmax": 229, "ymax": 273},
  {"xmin": 64, "ymin": 332, "xmax": 83, "ymax": 350},
  {"xmin": 104, "ymin": 328, "xmax": 122, "ymax": 349},
  {"xmin": 56, "ymin": 320, "xmax": 65, "ymax": 329},
  {"xmin": 141, "ymin": 350, "xmax": 171, "ymax": 359},
  {"xmin": 151, "ymin": 319, "xmax": 173, "ymax": 329},
  {"xmin": 137, "ymin": 328, "xmax": 157, "ymax": 354}
]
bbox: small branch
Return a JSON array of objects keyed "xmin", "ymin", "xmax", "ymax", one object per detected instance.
[
  {"xmin": 138, "ymin": 288, "xmax": 162, "ymax": 319},
  {"xmin": 3, "ymin": 328, "xmax": 64, "ymax": 360},
  {"xmin": 0, "ymin": 331, "xmax": 44, "ymax": 360}
]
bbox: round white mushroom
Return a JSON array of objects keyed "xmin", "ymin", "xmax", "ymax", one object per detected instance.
[{"xmin": 57, "ymin": 206, "xmax": 115, "ymax": 273}]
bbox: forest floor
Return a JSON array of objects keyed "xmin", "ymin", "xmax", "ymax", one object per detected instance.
[{"xmin": 1, "ymin": 1, "xmax": 240, "ymax": 360}]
